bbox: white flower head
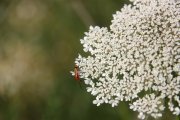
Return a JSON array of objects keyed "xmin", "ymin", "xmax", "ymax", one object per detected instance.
[
  {"xmin": 130, "ymin": 94, "xmax": 164, "ymax": 119},
  {"xmin": 72, "ymin": 0, "xmax": 180, "ymax": 119}
]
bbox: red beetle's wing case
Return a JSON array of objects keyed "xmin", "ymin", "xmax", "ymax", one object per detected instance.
[{"xmin": 74, "ymin": 66, "xmax": 80, "ymax": 81}]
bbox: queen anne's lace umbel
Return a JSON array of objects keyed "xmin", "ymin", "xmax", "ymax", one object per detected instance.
[{"xmin": 71, "ymin": 0, "xmax": 180, "ymax": 119}]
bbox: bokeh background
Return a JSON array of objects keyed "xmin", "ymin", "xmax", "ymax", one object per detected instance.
[{"xmin": 0, "ymin": 0, "xmax": 165, "ymax": 120}]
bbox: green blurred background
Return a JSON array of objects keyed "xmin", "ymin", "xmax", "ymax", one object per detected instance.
[{"xmin": 0, "ymin": 0, "xmax": 139, "ymax": 120}]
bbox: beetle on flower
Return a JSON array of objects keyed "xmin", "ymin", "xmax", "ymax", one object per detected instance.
[{"xmin": 71, "ymin": 0, "xmax": 180, "ymax": 119}]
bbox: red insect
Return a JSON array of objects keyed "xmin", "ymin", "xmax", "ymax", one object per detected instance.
[{"xmin": 74, "ymin": 65, "xmax": 80, "ymax": 81}]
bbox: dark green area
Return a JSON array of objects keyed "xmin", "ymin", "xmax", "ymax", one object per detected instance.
[{"xmin": 0, "ymin": 0, "xmax": 164, "ymax": 120}]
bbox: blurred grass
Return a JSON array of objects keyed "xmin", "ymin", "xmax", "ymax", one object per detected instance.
[{"xmin": 0, "ymin": 0, "xmax": 138, "ymax": 120}]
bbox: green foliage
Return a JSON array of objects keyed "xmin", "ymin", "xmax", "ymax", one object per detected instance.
[{"xmin": 0, "ymin": 0, "xmax": 163, "ymax": 120}]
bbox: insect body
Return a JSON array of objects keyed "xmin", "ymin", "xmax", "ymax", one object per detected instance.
[{"xmin": 74, "ymin": 65, "xmax": 80, "ymax": 81}]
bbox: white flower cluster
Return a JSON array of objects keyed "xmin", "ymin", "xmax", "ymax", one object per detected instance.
[
  {"xmin": 72, "ymin": 0, "xmax": 180, "ymax": 119},
  {"xmin": 130, "ymin": 93, "xmax": 165, "ymax": 119}
]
